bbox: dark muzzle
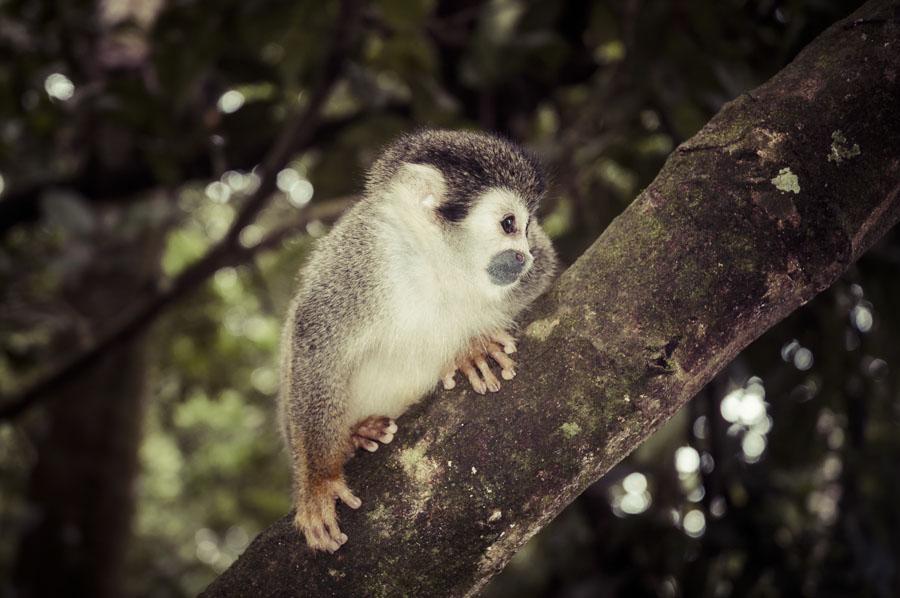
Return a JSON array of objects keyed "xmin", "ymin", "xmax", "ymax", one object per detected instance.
[{"xmin": 487, "ymin": 249, "xmax": 527, "ymax": 286}]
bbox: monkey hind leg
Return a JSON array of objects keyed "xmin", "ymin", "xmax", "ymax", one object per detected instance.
[
  {"xmin": 351, "ymin": 416, "xmax": 398, "ymax": 452},
  {"xmin": 285, "ymin": 410, "xmax": 361, "ymax": 552}
]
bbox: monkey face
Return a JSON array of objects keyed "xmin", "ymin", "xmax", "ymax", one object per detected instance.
[{"xmin": 456, "ymin": 188, "xmax": 535, "ymax": 291}]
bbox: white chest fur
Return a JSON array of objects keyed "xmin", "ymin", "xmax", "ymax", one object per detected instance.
[{"xmin": 343, "ymin": 207, "xmax": 513, "ymax": 425}]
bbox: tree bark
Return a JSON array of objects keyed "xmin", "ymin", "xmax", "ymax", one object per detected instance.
[{"xmin": 203, "ymin": 1, "xmax": 900, "ymax": 596}]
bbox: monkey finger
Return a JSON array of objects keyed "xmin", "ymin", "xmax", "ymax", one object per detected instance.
[
  {"xmin": 441, "ymin": 371, "xmax": 457, "ymax": 390},
  {"xmin": 474, "ymin": 356, "xmax": 501, "ymax": 393},
  {"xmin": 460, "ymin": 361, "xmax": 487, "ymax": 394},
  {"xmin": 354, "ymin": 416, "xmax": 396, "ymax": 444},
  {"xmin": 491, "ymin": 330, "xmax": 517, "ymax": 354},
  {"xmin": 296, "ymin": 510, "xmax": 328, "ymax": 551},
  {"xmin": 488, "ymin": 353, "xmax": 516, "ymax": 381},
  {"xmin": 321, "ymin": 531, "xmax": 341, "ymax": 553},
  {"xmin": 322, "ymin": 516, "xmax": 346, "ymax": 547},
  {"xmin": 335, "ymin": 485, "xmax": 362, "ymax": 510},
  {"xmin": 308, "ymin": 523, "xmax": 330, "ymax": 548},
  {"xmin": 487, "ymin": 344, "xmax": 517, "ymax": 372},
  {"xmin": 354, "ymin": 436, "xmax": 379, "ymax": 452},
  {"xmin": 484, "ymin": 341, "xmax": 503, "ymax": 353},
  {"xmin": 375, "ymin": 419, "xmax": 397, "ymax": 443}
]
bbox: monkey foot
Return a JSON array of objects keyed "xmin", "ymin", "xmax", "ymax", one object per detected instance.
[
  {"xmin": 440, "ymin": 330, "xmax": 518, "ymax": 395},
  {"xmin": 352, "ymin": 416, "xmax": 397, "ymax": 452},
  {"xmin": 294, "ymin": 477, "xmax": 361, "ymax": 553}
]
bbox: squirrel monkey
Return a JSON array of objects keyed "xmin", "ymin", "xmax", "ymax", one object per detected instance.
[{"xmin": 279, "ymin": 129, "xmax": 558, "ymax": 552}]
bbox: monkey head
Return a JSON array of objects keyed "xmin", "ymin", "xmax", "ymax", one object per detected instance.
[{"xmin": 367, "ymin": 129, "xmax": 548, "ymax": 299}]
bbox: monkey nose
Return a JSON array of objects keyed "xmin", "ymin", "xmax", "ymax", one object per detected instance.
[{"xmin": 487, "ymin": 249, "xmax": 527, "ymax": 285}]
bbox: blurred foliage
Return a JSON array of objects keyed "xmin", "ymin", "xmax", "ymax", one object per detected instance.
[{"xmin": 2, "ymin": 0, "xmax": 898, "ymax": 597}]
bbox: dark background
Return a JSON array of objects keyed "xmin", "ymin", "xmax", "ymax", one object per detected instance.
[{"xmin": 1, "ymin": 0, "xmax": 898, "ymax": 596}]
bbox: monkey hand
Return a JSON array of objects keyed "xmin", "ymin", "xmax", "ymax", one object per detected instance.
[
  {"xmin": 440, "ymin": 330, "xmax": 517, "ymax": 394},
  {"xmin": 351, "ymin": 415, "xmax": 398, "ymax": 452}
]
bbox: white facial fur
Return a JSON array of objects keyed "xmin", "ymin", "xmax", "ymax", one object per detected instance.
[{"xmin": 452, "ymin": 188, "xmax": 534, "ymax": 298}]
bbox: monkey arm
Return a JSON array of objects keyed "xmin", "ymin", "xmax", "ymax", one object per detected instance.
[
  {"xmin": 440, "ymin": 330, "xmax": 518, "ymax": 394},
  {"xmin": 280, "ymin": 342, "xmax": 361, "ymax": 553}
]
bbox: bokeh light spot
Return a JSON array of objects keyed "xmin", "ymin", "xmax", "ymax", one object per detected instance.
[
  {"xmin": 45, "ymin": 73, "xmax": 75, "ymax": 101},
  {"xmin": 683, "ymin": 510, "xmax": 706, "ymax": 537},
  {"xmin": 794, "ymin": 348, "xmax": 814, "ymax": 370},
  {"xmin": 217, "ymin": 90, "xmax": 245, "ymax": 114},
  {"xmin": 675, "ymin": 446, "xmax": 700, "ymax": 474}
]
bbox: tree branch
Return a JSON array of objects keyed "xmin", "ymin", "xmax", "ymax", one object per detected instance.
[
  {"xmin": 0, "ymin": 0, "xmax": 384, "ymax": 238},
  {"xmin": 0, "ymin": 0, "xmax": 364, "ymax": 420},
  {"xmin": 0, "ymin": 103, "xmax": 405, "ymax": 239},
  {"xmin": 201, "ymin": 1, "xmax": 900, "ymax": 596},
  {"xmin": 0, "ymin": 197, "xmax": 353, "ymax": 421}
]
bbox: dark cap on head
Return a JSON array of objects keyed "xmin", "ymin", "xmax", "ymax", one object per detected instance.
[{"xmin": 366, "ymin": 129, "xmax": 546, "ymax": 222}]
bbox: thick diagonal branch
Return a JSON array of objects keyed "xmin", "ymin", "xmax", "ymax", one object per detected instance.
[{"xmin": 202, "ymin": 2, "xmax": 900, "ymax": 597}]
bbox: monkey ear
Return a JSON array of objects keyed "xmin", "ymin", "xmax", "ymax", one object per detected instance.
[{"xmin": 394, "ymin": 163, "xmax": 446, "ymax": 212}]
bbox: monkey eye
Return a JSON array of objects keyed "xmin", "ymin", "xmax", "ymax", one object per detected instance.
[{"xmin": 500, "ymin": 214, "xmax": 517, "ymax": 234}]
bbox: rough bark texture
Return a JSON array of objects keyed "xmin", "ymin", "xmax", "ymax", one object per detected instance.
[{"xmin": 203, "ymin": 2, "xmax": 900, "ymax": 596}]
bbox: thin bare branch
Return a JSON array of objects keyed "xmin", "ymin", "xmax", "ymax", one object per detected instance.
[{"xmin": 0, "ymin": 196, "xmax": 354, "ymax": 422}]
